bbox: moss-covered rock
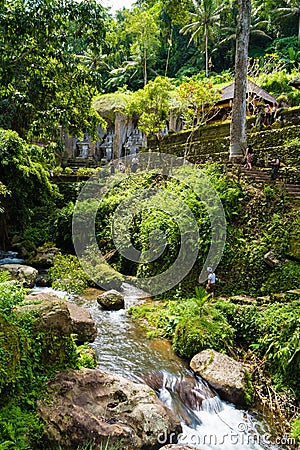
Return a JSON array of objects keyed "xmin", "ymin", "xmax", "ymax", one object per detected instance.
[
  {"xmin": 0, "ymin": 315, "xmax": 22, "ymax": 390},
  {"xmin": 288, "ymin": 229, "xmax": 300, "ymax": 261},
  {"xmin": 172, "ymin": 308, "xmax": 234, "ymax": 360}
]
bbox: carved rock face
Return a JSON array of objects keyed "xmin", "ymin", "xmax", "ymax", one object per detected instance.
[{"xmin": 37, "ymin": 368, "xmax": 181, "ymax": 450}]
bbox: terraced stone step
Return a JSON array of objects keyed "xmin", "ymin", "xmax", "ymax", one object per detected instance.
[{"xmin": 240, "ymin": 167, "xmax": 300, "ymax": 199}]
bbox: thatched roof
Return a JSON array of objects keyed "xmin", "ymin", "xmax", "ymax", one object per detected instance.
[{"xmin": 218, "ymin": 79, "xmax": 277, "ymax": 105}]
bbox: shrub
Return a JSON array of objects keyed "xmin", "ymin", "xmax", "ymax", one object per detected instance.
[
  {"xmin": 255, "ymin": 302, "xmax": 300, "ymax": 399},
  {"xmin": 0, "ymin": 279, "xmax": 27, "ymax": 318},
  {"xmin": 53, "ymin": 166, "xmax": 63, "ymax": 176},
  {"xmin": 130, "ymin": 295, "xmax": 234, "ymax": 360},
  {"xmin": 291, "ymin": 419, "xmax": 300, "ymax": 445},
  {"xmin": 76, "ymin": 167, "xmax": 95, "ymax": 176},
  {"xmin": 172, "ymin": 301, "xmax": 234, "ymax": 359},
  {"xmin": 76, "ymin": 344, "xmax": 97, "ymax": 369},
  {"xmin": 48, "ymin": 253, "xmax": 90, "ymax": 293},
  {"xmin": 214, "ymin": 300, "xmax": 260, "ymax": 347},
  {"xmin": 64, "ymin": 166, "xmax": 73, "ymax": 175}
]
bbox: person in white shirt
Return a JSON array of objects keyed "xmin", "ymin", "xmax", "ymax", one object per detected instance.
[{"xmin": 205, "ymin": 267, "xmax": 216, "ymax": 298}]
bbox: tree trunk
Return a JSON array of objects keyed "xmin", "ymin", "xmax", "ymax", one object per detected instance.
[
  {"xmin": 229, "ymin": 0, "xmax": 252, "ymax": 163},
  {"xmin": 205, "ymin": 27, "xmax": 209, "ymax": 78},
  {"xmin": 144, "ymin": 46, "xmax": 147, "ymax": 86},
  {"xmin": 0, "ymin": 210, "xmax": 10, "ymax": 251},
  {"xmin": 165, "ymin": 28, "xmax": 173, "ymax": 77}
]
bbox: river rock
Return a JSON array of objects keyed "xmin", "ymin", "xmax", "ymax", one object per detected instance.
[
  {"xmin": 37, "ymin": 368, "xmax": 182, "ymax": 450},
  {"xmin": 65, "ymin": 301, "xmax": 97, "ymax": 343},
  {"xmin": 35, "ymin": 271, "xmax": 51, "ymax": 287},
  {"xmin": 97, "ymin": 289, "xmax": 125, "ymax": 310},
  {"xmin": 143, "ymin": 372, "xmax": 216, "ymax": 411},
  {"xmin": 26, "ymin": 244, "xmax": 59, "ymax": 268},
  {"xmin": 19, "ymin": 293, "xmax": 97, "ymax": 343},
  {"xmin": 0, "ymin": 263, "xmax": 38, "ymax": 288},
  {"xmin": 190, "ymin": 349, "xmax": 252, "ymax": 406}
]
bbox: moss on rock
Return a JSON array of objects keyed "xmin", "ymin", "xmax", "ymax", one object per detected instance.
[{"xmin": 0, "ymin": 314, "xmax": 22, "ymax": 390}]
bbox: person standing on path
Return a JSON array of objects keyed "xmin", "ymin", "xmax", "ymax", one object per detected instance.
[
  {"xmin": 270, "ymin": 154, "xmax": 280, "ymax": 180},
  {"xmin": 205, "ymin": 267, "xmax": 216, "ymax": 298},
  {"xmin": 244, "ymin": 144, "xmax": 254, "ymax": 170},
  {"xmin": 109, "ymin": 159, "xmax": 115, "ymax": 175},
  {"xmin": 131, "ymin": 155, "xmax": 139, "ymax": 173}
]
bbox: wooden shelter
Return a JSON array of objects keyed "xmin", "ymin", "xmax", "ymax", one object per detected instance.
[{"xmin": 211, "ymin": 79, "xmax": 278, "ymax": 121}]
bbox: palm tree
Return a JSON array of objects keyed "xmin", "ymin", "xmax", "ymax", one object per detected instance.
[
  {"xmin": 272, "ymin": 0, "xmax": 300, "ymax": 41},
  {"xmin": 230, "ymin": 0, "xmax": 252, "ymax": 162},
  {"xmin": 217, "ymin": 4, "xmax": 271, "ymax": 48},
  {"xmin": 179, "ymin": 0, "xmax": 228, "ymax": 77}
]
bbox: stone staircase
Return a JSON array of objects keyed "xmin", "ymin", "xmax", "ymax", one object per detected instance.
[
  {"xmin": 63, "ymin": 157, "xmax": 98, "ymax": 171},
  {"xmin": 240, "ymin": 167, "xmax": 300, "ymax": 200}
]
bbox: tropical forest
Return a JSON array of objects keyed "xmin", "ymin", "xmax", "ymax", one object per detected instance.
[{"xmin": 0, "ymin": 0, "xmax": 299, "ymax": 449}]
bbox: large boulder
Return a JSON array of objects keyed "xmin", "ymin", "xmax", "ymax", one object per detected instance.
[
  {"xmin": 18, "ymin": 295, "xmax": 73, "ymax": 334},
  {"xmin": 20, "ymin": 293, "xmax": 97, "ymax": 343},
  {"xmin": 0, "ymin": 263, "xmax": 38, "ymax": 288},
  {"xmin": 97, "ymin": 289, "xmax": 125, "ymax": 310},
  {"xmin": 65, "ymin": 301, "xmax": 97, "ymax": 343},
  {"xmin": 37, "ymin": 368, "xmax": 181, "ymax": 450},
  {"xmin": 190, "ymin": 349, "xmax": 252, "ymax": 406},
  {"xmin": 26, "ymin": 244, "xmax": 60, "ymax": 268}
]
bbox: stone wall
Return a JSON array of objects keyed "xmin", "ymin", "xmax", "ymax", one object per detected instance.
[{"xmin": 147, "ymin": 107, "xmax": 300, "ymax": 175}]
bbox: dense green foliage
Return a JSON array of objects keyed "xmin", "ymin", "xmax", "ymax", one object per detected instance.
[
  {"xmin": 215, "ymin": 298, "xmax": 300, "ymax": 399},
  {"xmin": 0, "ymin": 0, "xmax": 106, "ymax": 141},
  {"xmin": 0, "ymin": 0, "xmax": 299, "ymax": 143},
  {"xmin": 0, "ymin": 273, "xmax": 96, "ymax": 448},
  {"xmin": 48, "ymin": 253, "xmax": 90, "ymax": 293},
  {"xmin": 68, "ymin": 164, "xmax": 299, "ymax": 297},
  {"xmin": 0, "ymin": 129, "xmax": 58, "ymax": 248},
  {"xmin": 129, "ymin": 288, "xmax": 234, "ymax": 359}
]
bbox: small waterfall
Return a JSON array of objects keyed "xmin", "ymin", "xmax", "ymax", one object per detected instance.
[
  {"xmin": 4, "ymin": 265, "xmax": 281, "ymax": 450},
  {"xmin": 145, "ymin": 370, "xmax": 278, "ymax": 449},
  {"xmin": 0, "ymin": 250, "xmax": 24, "ymax": 265}
]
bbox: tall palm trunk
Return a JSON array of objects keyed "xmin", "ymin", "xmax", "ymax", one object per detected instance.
[
  {"xmin": 205, "ymin": 25, "xmax": 209, "ymax": 77},
  {"xmin": 143, "ymin": 46, "xmax": 147, "ymax": 86},
  {"xmin": 165, "ymin": 28, "xmax": 173, "ymax": 77},
  {"xmin": 229, "ymin": 0, "xmax": 252, "ymax": 163}
]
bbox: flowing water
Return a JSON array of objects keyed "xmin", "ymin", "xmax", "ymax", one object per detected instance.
[
  {"xmin": 74, "ymin": 283, "xmax": 281, "ymax": 450},
  {"xmin": 1, "ymin": 252, "xmax": 283, "ymax": 450},
  {"xmin": 0, "ymin": 250, "xmax": 24, "ymax": 265}
]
